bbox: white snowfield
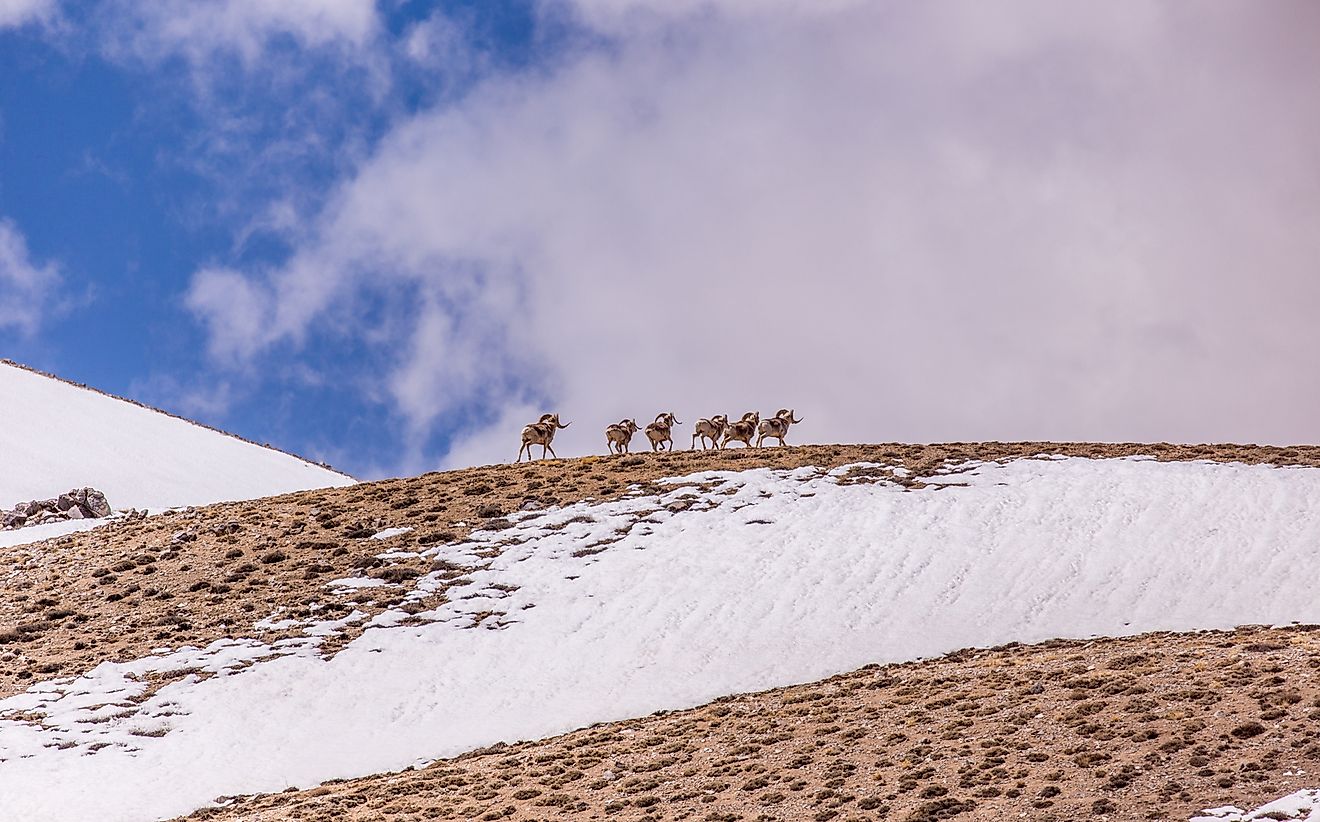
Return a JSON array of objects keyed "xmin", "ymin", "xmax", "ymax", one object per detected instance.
[
  {"xmin": 0, "ymin": 361, "xmax": 353, "ymax": 514},
  {"xmin": 5, "ymin": 456, "xmax": 1320, "ymax": 820}
]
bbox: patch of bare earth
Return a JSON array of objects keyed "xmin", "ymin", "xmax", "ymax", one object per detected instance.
[{"xmin": 180, "ymin": 625, "xmax": 1320, "ymax": 822}]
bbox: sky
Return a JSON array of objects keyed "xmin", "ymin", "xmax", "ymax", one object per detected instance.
[{"xmin": 1, "ymin": 1, "xmax": 1318, "ymax": 478}]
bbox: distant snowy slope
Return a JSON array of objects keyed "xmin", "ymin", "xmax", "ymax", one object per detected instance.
[
  {"xmin": 7, "ymin": 457, "xmax": 1320, "ymax": 821},
  {"xmin": 0, "ymin": 361, "xmax": 352, "ymax": 511}
]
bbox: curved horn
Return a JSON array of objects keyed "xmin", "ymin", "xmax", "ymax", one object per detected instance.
[
  {"xmin": 558, "ymin": 419, "xmax": 572, "ymax": 429},
  {"xmin": 790, "ymin": 409, "xmax": 802, "ymax": 424}
]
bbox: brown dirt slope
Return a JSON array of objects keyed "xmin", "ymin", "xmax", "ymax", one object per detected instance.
[
  {"xmin": 2, "ymin": 441, "xmax": 1318, "ymax": 702},
  {"xmin": 181, "ymin": 625, "xmax": 1320, "ymax": 822},
  {"xmin": 3, "ymin": 441, "xmax": 1320, "ymax": 822}
]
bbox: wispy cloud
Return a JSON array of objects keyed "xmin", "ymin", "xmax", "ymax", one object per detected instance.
[
  {"xmin": 186, "ymin": 1, "xmax": 1320, "ymax": 470},
  {"xmin": 0, "ymin": 0, "xmax": 56, "ymax": 29},
  {"xmin": 0, "ymin": 218, "xmax": 63, "ymax": 336},
  {"xmin": 98, "ymin": 0, "xmax": 381, "ymax": 68}
]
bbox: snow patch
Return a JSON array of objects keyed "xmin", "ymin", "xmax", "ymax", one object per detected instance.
[{"xmin": 1192, "ymin": 789, "xmax": 1320, "ymax": 820}]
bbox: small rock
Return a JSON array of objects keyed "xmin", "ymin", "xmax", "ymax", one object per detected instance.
[{"xmin": 83, "ymin": 490, "xmax": 112, "ymax": 518}]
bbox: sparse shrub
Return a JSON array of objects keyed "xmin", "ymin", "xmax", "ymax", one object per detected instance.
[
  {"xmin": 417, "ymin": 532, "xmax": 456, "ymax": 545},
  {"xmin": 374, "ymin": 567, "xmax": 422, "ymax": 583},
  {"xmin": 1231, "ymin": 722, "xmax": 1266, "ymax": 739}
]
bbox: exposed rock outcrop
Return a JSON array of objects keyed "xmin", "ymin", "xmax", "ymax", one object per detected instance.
[{"xmin": 2, "ymin": 487, "xmax": 112, "ymax": 530}]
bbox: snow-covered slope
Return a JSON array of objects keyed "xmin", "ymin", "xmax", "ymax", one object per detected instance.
[
  {"xmin": 0, "ymin": 361, "xmax": 352, "ymax": 512},
  {"xmin": 5, "ymin": 456, "xmax": 1320, "ymax": 820}
]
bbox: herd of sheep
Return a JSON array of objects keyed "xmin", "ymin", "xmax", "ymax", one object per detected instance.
[{"xmin": 515, "ymin": 410, "xmax": 804, "ymax": 462}]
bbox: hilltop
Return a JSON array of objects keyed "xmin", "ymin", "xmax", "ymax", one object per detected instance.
[
  {"xmin": 4, "ymin": 442, "xmax": 1320, "ymax": 821},
  {"xmin": 3, "ymin": 440, "xmax": 1313, "ymax": 702}
]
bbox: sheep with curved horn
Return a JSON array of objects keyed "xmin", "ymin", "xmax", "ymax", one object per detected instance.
[
  {"xmin": 756, "ymin": 408, "xmax": 803, "ymax": 447},
  {"xmin": 645, "ymin": 412, "xmax": 681, "ymax": 452},
  {"xmin": 691, "ymin": 414, "xmax": 729, "ymax": 450},
  {"xmin": 720, "ymin": 411, "xmax": 760, "ymax": 448},
  {"xmin": 516, "ymin": 413, "xmax": 571, "ymax": 462},
  {"xmin": 606, "ymin": 418, "xmax": 641, "ymax": 455}
]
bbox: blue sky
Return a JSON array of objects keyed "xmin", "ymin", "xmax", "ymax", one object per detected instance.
[
  {"xmin": 3, "ymin": 2, "xmax": 1319, "ymax": 477},
  {"xmin": 0, "ymin": 1, "xmax": 557, "ymax": 474}
]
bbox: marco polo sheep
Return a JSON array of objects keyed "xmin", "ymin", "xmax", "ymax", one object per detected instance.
[
  {"xmin": 691, "ymin": 415, "xmax": 729, "ymax": 450},
  {"xmin": 606, "ymin": 419, "xmax": 641, "ymax": 455},
  {"xmin": 645, "ymin": 412, "xmax": 681, "ymax": 452},
  {"xmin": 517, "ymin": 413, "xmax": 571, "ymax": 462},
  {"xmin": 756, "ymin": 409, "xmax": 803, "ymax": 447},
  {"xmin": 720, "ymin": 412, "xmax": 760, "ymax": 448}
]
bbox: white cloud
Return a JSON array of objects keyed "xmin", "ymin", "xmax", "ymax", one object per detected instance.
[
  {"xmin": 0, "ymin": 0, "xmax": 56, "ymax": 28},
  {"xmin": 0, "ymin": 219, "xmax": 62, "ymax": 336},
  {"xmin": 188, "ymin": 0, "xmax": 1320, "ymax": 470},
  {"xmin": 402, "ymin": 11, "xmax": 473, "ymax": 70},
  {"xmin": 185, "ymin": 266, "xmax": 275, "ymax": 364}
]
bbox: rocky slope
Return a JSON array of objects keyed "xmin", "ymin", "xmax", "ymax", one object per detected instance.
[
  {"xmin": 179, "ymin": 624, "xmax": 1320, "ymax": 822},
  {"xmin": 5, "ymin": 441, "xmax": 1320, "ymax": 821},
  {"xmin": 3, "ymin": 441, "xmax": 1313, "ymax": 703}
]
